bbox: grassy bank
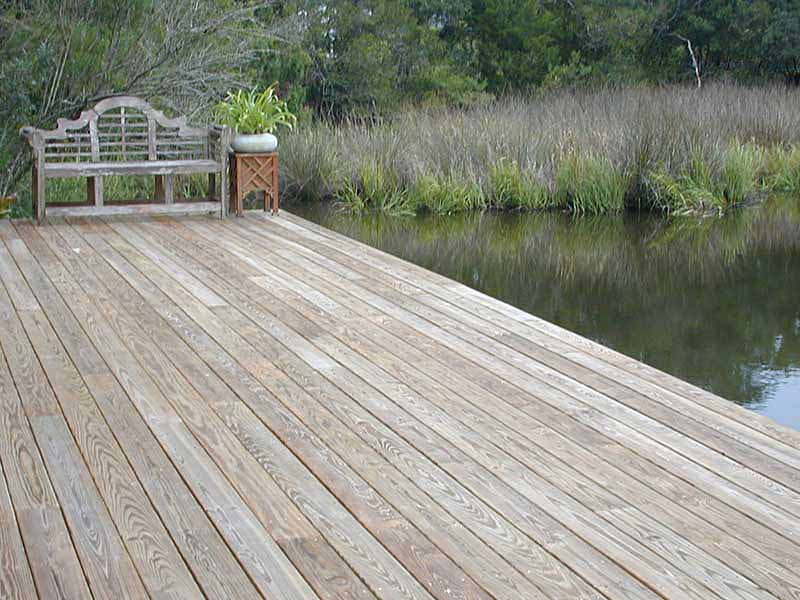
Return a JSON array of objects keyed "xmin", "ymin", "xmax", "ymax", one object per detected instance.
[{"xmin": 281, "ymin": 83, "xmax": 800, "ymax": 216}]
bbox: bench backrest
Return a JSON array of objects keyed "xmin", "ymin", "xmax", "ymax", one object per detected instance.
[{"xmin": 36, "ymin": 97, "xmax": 210, "ymax": 164}]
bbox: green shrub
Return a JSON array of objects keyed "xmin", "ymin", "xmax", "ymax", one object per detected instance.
[
  {"xmin": 213, "ymin": 86, "xmax": 297, "ymax": 134},
  {"xmin": 650, "ymin": 170, "xmax": 719, "ymax": 215}
]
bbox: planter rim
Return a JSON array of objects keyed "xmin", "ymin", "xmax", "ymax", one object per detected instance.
[{"xmin": 231, "ymin": 132, "xmax": 278, "ymax": 153}]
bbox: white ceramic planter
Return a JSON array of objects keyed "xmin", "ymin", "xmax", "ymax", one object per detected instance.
[{"xmin": 232, "ymin": 133, "xmax": 278, "ymax": 153}]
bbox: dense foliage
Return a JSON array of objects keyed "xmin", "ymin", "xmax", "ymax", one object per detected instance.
[{"xmin": 257, "ymin": 0, "xmax": 800, "ymax": 116}]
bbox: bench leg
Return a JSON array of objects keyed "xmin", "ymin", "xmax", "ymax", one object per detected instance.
[
  {"xmin": 208, "ymin": 173, "xmax": 216, "ymax": 202},
  {"xmin": 164, "ymin": 175, "xmax": 175, "ymax": 204},
  {"xmin": 33, "ymin": 163, "xmax": 45, "ymax": 224},
  {"xmin": 221, "ymin": 166, "xmax": 231, "ymax": 219},
  {"xmin": 87, "ymin": 177, "xmax": 104, "ymax": 208},
  {"xmin": 155, "ymin": 175, "xmax": 175, "ymax": 204},
  {"xmin": 272, "ymin": 154, "xmax": 279, "ymax": 215}
]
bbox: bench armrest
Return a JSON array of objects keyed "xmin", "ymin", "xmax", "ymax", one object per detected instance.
[
  {"xmin": 20, "ymin": 127, "xmax": 44, "ymax": 150},
  {"xmin": 209, "ymin": 124, "xmax": 232, "ymax": 158}
]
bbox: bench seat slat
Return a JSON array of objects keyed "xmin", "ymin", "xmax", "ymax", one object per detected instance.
[{"xmin": 45, "ymin": 159, "xmax": 221, "ymax": 178}]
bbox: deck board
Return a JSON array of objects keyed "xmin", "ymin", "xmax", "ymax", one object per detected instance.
[{"xmin": 1, "ymin": 213, "xmax": 799, "ymax": 599}]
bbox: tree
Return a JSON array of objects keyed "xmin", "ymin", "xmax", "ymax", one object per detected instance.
[
  {"xmin": 0, "ymin": 0, "xmax": 276, "ymax": 197},
  {"xmin": 463, "ymin": 0, "xmax": 582, "ymax": 92},
  {"xmin": 268, "ymin": 0, "xmax": 482, "ymax": 116},
  {"xmin": 761, "ymin": 0, "xmax": 800, "ymax": 83}
]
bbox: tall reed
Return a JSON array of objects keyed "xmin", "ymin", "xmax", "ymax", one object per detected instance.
[{"xmin": 282, "ymin": 83, "xmax": 800, "ymax": 216}]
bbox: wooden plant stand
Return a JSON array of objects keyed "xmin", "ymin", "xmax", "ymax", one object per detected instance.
[{"xmin": 230, "ymin": 152, "xmax": 279, "ymax": 216}]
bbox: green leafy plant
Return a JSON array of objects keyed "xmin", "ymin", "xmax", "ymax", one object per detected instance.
[{"xmin": 214, "ymin": 86, "xmax": 297, "ymax": 134}]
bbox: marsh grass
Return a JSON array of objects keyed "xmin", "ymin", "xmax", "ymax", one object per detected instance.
[
  {"xmin": 767, "ymin": 146, "xmax": 800, "ymax": 194},
  {"xmin": 489, "ymin": 159, "xmax": 550, "ymax": 210},
  {"xmin": 409, "ymin": 176, "xmax": 486, "ymax": 214},
  {"xmin": 555, "ymin": 153, "xmax": 626, "ymax": 214},
  {"xmin": 336, "ymin": 161, "xmax": 412, "ymax": 215},
  {"xmin": 651, "ymin": 143, "xmax": 770, "ymax": 215},
  {"xmin": 282, "ymin": 83, "xmax": 800, "ymax": 216}
]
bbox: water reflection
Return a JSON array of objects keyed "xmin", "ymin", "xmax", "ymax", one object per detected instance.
[{"xmin": 291, "ymin": 199, "xmax": 800, "ymax": 429}]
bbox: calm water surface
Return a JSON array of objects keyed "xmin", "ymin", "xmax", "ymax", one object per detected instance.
[{"xmin": 292, "ymin": 200, "xmax": 800, "ymax": 430}]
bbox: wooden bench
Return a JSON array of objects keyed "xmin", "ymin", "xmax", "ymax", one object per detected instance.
[{"xmin": 20, "ymin": 96, "xmax": 232, "ymax": 223}]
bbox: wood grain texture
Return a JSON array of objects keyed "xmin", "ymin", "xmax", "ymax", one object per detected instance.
[
  {"xmin": 3, "ymin": 230, "xmax": 205, "ymax": 599},
  {"xmin": 140, "ymin": 217, "xmax": 641, "ymax": 600},
  {"xmin": 0, "ymin": 420, "xmax": 37, "ymax": 600},
  {"xmin": 184, "ymin": 217, "xmax": 778, "ymax": 600},
  {"xmin": 72, "ymin": 218, "xmax": 453, "ymax": 600},
  {"xmin": 3, "ymin": 212, "xmax": 800, "ymax": 600},
  {"xmin": 0, "ymin": 251, "xmax": 149, "ymax": 600},
  {"xmin": 68, "ymin": 223, "xmax": 379, "ymax": 600},
  {"xmin": 253, "ymin": 215, "xmax": 800, "ymax": 534},
  {"xmin": 112, "ymin": 219, "xmax": 567, "ymax": 600},
  {"xmin": 0, "ymin": 339, "xmax": 90, "ymax": 600},
  {"xmin": 229, "ymin": 216, "xmax": 800, "ymax": 571},
  {"xmin": 33, "ymin": 220, "xmax": 322, "ymax": 600},
  {"xmin": 241, "ymin": 216, "xmax": 796, "ymax": 564},
  {"xmin": 279, "ymin": 209, "xmax": 800, "ymax": 452}
]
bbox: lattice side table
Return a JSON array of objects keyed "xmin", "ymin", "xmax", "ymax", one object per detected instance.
[{"xmin": 230, "ymin": 152, "xmax": 279, "ymax": 216}]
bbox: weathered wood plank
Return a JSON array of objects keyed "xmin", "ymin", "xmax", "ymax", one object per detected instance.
[
  {"xmin": 235, "ymin": 216, "xmax": 800, "ymax": 566},
  {"xmin": 115, "ymin": 219, "xmax": 590, "ymax": 600},
  {"xmin": 31, "ymin": 220, "xmax": 321, "ymax": 600},
  {"xmin": 244, "ymin": 217, "xmax": 792, "ymax": 540},
  {"xmin": 4, "ymin": 212, "xmax": 800, "ymax": 600},
  {"xmin": 279, "ymin": 210, "xmax": 800, "ymax": 452},
  {"xmin": 278, "ymin": 215, "xmax": 800, "ymax": 476},
  {"xmin": 55, "ymin": 219, "xmax": 386, "ymax": 600},
  {"xmin": 185, "ymin": 218, "xmax": 780, "ymax": 600},
  {"xmin": 45, "ymin": 201, "xmax": 220, "ymax": 218},
  {"xmin": 172, "ymin": 219, "xmax": 720, "ymax": 598},
  {"xmin": 0, "ymin": 280, "xmax": 146, "ymax": 599},
  {"xmin": 45, "ymin": 159, "xmax": 220, "ymax": 177},
  {"xmin": 0, "ymin": 340, "xmax": 90, "ymax": 600},
  {"xmin": 142, "ymin": 217, "xmax": 659, "ymax": 600},
  {"xmin": 2, "ymin": 229, "xmax": 206, "ymax": 599},
  {"xmin": 252, "ymin": 215, "xmax": 800, "ymax": 529},
  {"xmin": 77, "ymin": 218, "xmax": 476, "ymax": 600},
  {"xmin": 31, "ymin": 415, "xmax": 150, "ymax": 599},
  {"xmin": 0, "ymin": 422, "xmax": 37, "ymax": 600}
]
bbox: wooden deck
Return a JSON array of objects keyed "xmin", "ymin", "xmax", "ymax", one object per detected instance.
[{"xmin": 1, "ymin": 212, "xmax": 800, "ymax": 600}]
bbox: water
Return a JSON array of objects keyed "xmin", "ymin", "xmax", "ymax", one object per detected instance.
[{"xmin": 291, "ymin": 199, "xmax": 800, "ymax": 430}]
